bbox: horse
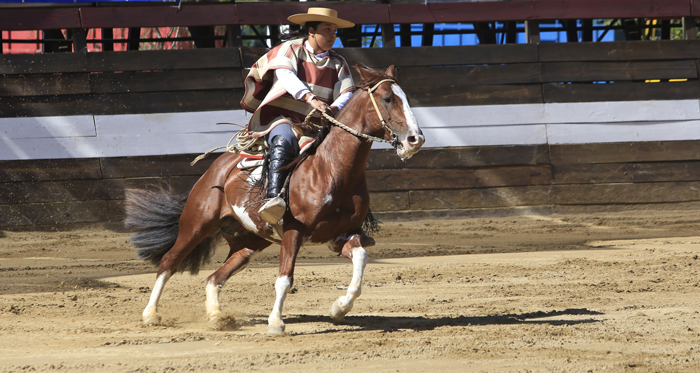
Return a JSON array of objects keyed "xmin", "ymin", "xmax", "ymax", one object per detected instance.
[{"xmin": 124, "ymin": 64, "xmax": 425, "ymax": 335}]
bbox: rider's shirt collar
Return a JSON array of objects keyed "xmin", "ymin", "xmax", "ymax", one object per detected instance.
[{"xmin": 304, "ymin": 40, "xmax": 330, "ymax": 61}]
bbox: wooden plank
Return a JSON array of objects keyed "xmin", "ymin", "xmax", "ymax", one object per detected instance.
[
  {"xmin": 529, "ymin": 0, "xmax": 691, "ymax": 20},
  {"xmin": 406, "ymin": 84, "xmax": 543, "ymax": 107},
  {"xmin": 94, "ymin": 110, "xmax": 246, "ymax": 137},
  {"xmin": 0, "ymin": 74, "xmax": 90, "ymax": 97},
  {"xmin": 542, "ymin": 81, "xmax": 700, "ymax": 103},
  {"xmin": 547, "ymin": 119, "xmax": 700, "ymax": 145},
  {"xmin": 409, "ymin": 186, "xmax": 552, "ymax": 210},
  {"xmin": 552, "ymin": 161, "xmax": 700, "ymax": 184},
  {"xmin": 100, "ymin": 154, "xmax": 221, "ymax": 179},
  {"xmin": 368, "ymin": 191, "xmax": 409, "ymax": 212},
  {"xmin": 542, "ymin": 60, "xmax": 698, "ymax": 82},
  {"xmin": 1, "ymin": 132, "xmax": 232, "ymax": 161},
  {"xmin": 0, "ymin": 176, "xmax": 200, "ymax": 205},
  {"xmin": 0, "ymin": 53, "xmax": 87, "ymax": 75},
  {"xmin": 0, "ymin": 8, "xmax": 81, "ymax": 30},
  {"xmin": 0, "ymin": 201, "xmax": 110, "ymax": 227},
  {"xmin": 236, "ymin": 3, "xmax": 390, "ymax": 25},
  {"xmin": 410, "ymin": 100, "xmax": 700, "ymax": 128},
  {"xmin": 543, "ymin": 100, "xmax": 700, "ymax": 124},
  {"xmin": 86, "ymin": 49, "xmax": 241, "ymax": 72},
  {"xmin": 406, "ymin": 145, "xmax": 550, "ymax": 168},
  {"xmin": 399, "ymin": 64, "xmax": 542, "ymax": 88},
  {"xmin": 367, "ymin": 145, "xmax": 550, "ymax": 171},
  {"xmin": 390, "ymin": 1, "xmax": 689, "ymax": 23},
  {"xmin": 81, "ymin": 4, "xmax": 239, "ymax": 28},
  {"xmin": 0, "ymin": 159, "xmax": 102, "ymax": 183},
  {"xmin": 366, "ymin": 165, "xmax": 552, "ymax": 191},
  {"xmin": 539, "ymin": 40, "xmax": 700, "ymax": 62},
  {"xmin": 0, "ymin": 89, "xmax": 243, "ymax": 118},
  {"xmin": 552, "ymin": 181, "xmax": 700, "ymax": 205},
  {"xmin": 550, "ymin": 140, "xmax": 700, "ymax": 164},
  {"xmin": 89, "ymin": 69, "xmax": 243, "ymax": 94},
  {"xmin": 339, "ymin": 44, "xmax": 539, "ymax": 68},
  {"xmin": 0, "ymin": 115, "xmax": 95, "ymax": 140}
]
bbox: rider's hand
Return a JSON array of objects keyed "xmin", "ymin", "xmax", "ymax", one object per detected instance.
[{"xmin": 309, "ymin": 97, "xmax": 331, "ymax": 115}]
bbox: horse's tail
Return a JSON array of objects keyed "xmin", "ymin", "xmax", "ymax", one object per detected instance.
[{"xmin": 124, "ymin": 185, "xmax": 219, "ymax": 275}]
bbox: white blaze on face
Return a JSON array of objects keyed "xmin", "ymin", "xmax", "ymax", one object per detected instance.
[{"xmin": 391, "ymin": 84, "xmax": 421, "ymax": 136}]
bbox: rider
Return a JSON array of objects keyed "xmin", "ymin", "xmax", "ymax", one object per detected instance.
[{"xmin": 240, "ymin": 8, "xmax": 356, "ymax": 225}]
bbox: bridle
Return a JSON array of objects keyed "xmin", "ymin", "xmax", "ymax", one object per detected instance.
[{"xmin": 304, "ymin": 79, "xmax": 401, "ymax": 149}]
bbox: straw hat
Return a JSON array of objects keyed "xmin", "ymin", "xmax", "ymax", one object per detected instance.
[{"xmin": 288, "ymin": 7, "xmax": 355, "ymax": 28}]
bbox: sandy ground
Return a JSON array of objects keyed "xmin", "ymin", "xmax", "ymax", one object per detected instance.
[{"xmin": 1, "ymin": 208, "xmax": 700, "ymax": 372}]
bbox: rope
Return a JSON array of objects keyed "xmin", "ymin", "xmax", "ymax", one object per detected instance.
[
  {"xmin": 190, "ymin": 128, "xmax": 259, "ymax": 166},
  {"xmin": 302, "ymin": 79, "xmax": 400, "ymax": 147}
]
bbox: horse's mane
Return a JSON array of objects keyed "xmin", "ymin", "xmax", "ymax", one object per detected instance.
[{"xmin": 354, "ymin": 63, "xmax": 400, "ymax": 89}]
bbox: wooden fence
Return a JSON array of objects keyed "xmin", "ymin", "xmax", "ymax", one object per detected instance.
[{"xmin": 4, "ymin": 40, "xmax": 700, "ymax": 227}]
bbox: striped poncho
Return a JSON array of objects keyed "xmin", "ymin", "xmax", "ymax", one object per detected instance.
[{"xmin": 240, "ymin": 38, "xmax": 355, "ymax": 137}]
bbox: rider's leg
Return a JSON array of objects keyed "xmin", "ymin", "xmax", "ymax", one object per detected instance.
[{"xmin": 259, "ymin": 123, "xmax": 298, "ymax": 225}]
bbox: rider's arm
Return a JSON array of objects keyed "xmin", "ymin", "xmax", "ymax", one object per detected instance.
[
  {"xmin": 330, "ymin": 91, "xmax": 352, "ymax": 112},
  {"xmin": 274, "ymin": 68, "xmax": 311, "ymax": 100}
]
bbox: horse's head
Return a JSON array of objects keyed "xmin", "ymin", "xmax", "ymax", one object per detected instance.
[{"xmin": 356, "ymin": 64, "xmax": 425, "ymax": 159}]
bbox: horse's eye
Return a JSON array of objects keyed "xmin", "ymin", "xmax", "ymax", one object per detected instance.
[{"xmin": 382, "ymin": 96, "xmax": 392, "ymax": 104}]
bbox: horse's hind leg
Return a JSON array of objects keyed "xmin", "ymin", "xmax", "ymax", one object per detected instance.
[
  {"xmin": 142, "ymin": 188, "xmax": 224, "ymax": 326},
  {"xmin": 329, "ymin": 233, "xmax": 370, "ymax": 322},
  {"xmin": 205, "ymin": 233, "xmax": 271, "ymax": 330}
]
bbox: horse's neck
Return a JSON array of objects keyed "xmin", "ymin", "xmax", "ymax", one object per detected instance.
[{"xmin": 313, "ymin": 97, "xmax": 373, "ymax": 180}]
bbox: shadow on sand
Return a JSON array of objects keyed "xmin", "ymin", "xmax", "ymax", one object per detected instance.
[{"xmin": 276, "ymin": 308, "xmax": 604, "ymax": 334}]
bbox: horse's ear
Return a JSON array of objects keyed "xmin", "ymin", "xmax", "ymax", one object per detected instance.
[
  {"xmin": 385, "ymin": 65, "xmax": 397, "ymax": 79},
  {"xmin": 354, "ymin": 63, "xmax": 374, "ymax": 81}
]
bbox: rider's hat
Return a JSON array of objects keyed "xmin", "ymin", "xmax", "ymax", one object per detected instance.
[{"xmin": 288, "ymin": 7, "xmax": 355, "ymax": 28}]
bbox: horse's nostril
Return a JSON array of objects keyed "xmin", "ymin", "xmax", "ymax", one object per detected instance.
[{"xmin": 407, "ymin": 135, "xmax": 424, "ymax": 146}]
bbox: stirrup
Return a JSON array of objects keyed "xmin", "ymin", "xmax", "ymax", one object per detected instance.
[{"xmin": 258, "ymin": 196, "xmax": 287, "ymax": 225}]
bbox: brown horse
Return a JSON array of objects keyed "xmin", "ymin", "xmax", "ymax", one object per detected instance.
[{"xmin": 125, "ymin": 65, "xmax": 425, "ymax": 335}]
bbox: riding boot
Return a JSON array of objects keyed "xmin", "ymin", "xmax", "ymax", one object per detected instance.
[{"xmin": 258, "ymin": 135, "xmax": 295, "ymax": 225}]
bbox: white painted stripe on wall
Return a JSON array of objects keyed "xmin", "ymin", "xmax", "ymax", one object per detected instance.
[
  {"xmin": 372, "ymin": 125, "xmax": 548, "ymax": 149},
  {"xmin": 3, "ymin": 100, "xmax": 700, "ymax": 160},
  {"xmin": 414, "ymin": 99, "xmax": 700, "ymax": 128},
  {"xmin": 546, "ymin": 120, "xmax": 700, "ymax": 144},
  {"xmin": 0, "ymin": 133, "xmax": 228, "ymax": 160},
  {"xmin": 1, "ymin": 115, "xmax": 96, "ymax": 139},
  {"xmin": 95, "ymin": 110, "xmax": 248, "ymax": 136}
]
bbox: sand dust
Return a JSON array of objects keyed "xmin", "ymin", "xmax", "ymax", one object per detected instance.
[{"xmin": 2, "ymin": 208, "xmax": 700, "ymax": 372}]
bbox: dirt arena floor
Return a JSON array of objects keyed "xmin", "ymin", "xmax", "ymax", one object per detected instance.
[{"xmin": 2, "ymin": 207, "xmax": 700, "ymax": 372}]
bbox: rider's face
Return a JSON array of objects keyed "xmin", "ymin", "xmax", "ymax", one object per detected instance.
[{"xmin": 309, "ymin": 22, "xmax": 338, "ymax": 53}]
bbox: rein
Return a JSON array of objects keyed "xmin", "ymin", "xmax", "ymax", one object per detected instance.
[{"xmin": 303, "ymin": 79, "xmax": 401, "ymax": 149}]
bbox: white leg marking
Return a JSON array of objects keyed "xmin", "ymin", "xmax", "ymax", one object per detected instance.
[
  {"xmin": 330, "ymin": 246, "xmax": 368, "ymax": 322},
  {"xmin": 142, "ymin": 271, "xmax": 171, "ymax": 325},
  {"xmin": 268, "ymin": 275, "xmax": 291, "ymax": 335},
  {"xmin": 205, "ymin": 281, "xmax": 222, "ymax": 320},
  {"xmin": 233, "ymin": 204, "xmax": 259, "ymax": 234}
]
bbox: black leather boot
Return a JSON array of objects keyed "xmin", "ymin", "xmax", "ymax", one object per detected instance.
[{"xmin": 258, "ymin": 135, "xmax": 295, "ymax": 225}]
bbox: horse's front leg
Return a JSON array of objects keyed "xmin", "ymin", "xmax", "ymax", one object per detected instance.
[
  {"xmin": 329, "ymin": 233, "xmax": 369, "ymax": 322},
  {"xmin": 267, "ymin": 227, "xmax": 304, "ymax": 336}
]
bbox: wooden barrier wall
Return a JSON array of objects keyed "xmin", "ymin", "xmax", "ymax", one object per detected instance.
[{"xmin": 4, "ymin": 41, "xmax": 700, "ymax": 227}]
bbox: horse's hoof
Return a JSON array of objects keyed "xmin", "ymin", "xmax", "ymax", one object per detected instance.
[
  {"xmin": 209, "ymin": 315, "xmax": 237, "ymax": 331},
  {"xmin": 267, "ymin": 323, "xmax": 285, "ymax": 336},
  {"xmin": 143, "ymin": 314, "xmax": 161, "ymax": 326},
  {"xmin": 330, "ymin": 298, "xmax": 352, "ymax": 322}
]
